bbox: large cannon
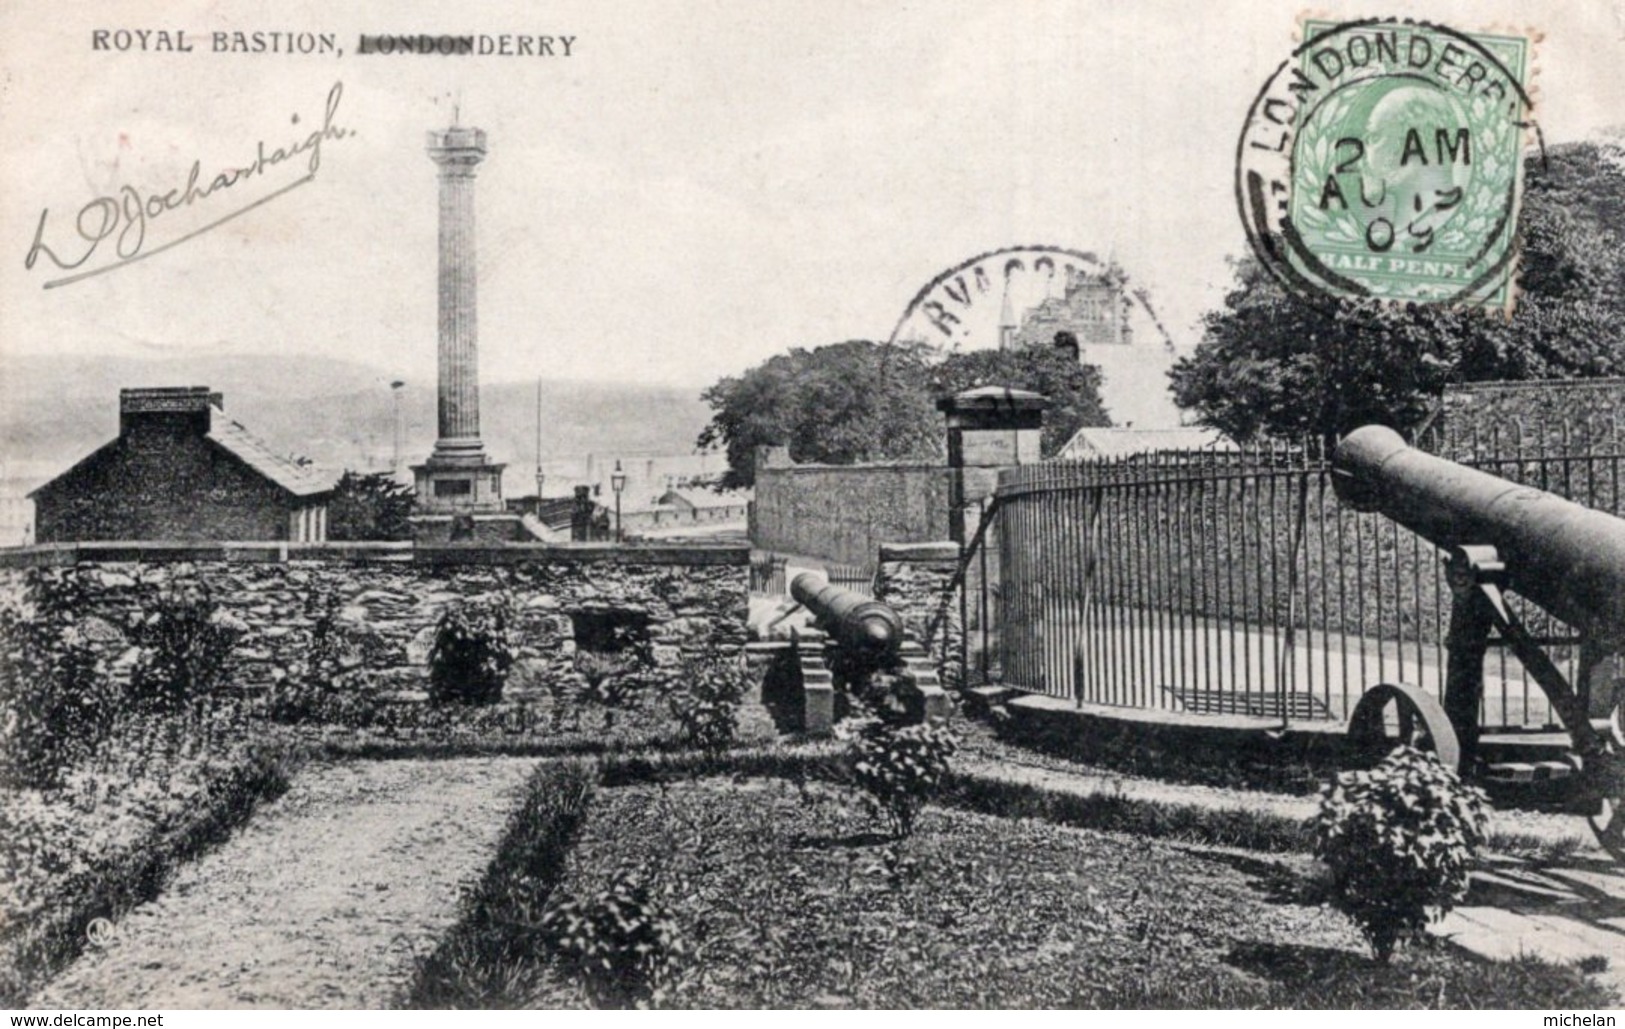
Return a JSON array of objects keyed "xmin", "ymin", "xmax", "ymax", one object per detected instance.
[{"xmin": 1333, "ymin": 425, "xmax": 1625, "ymax": 859}]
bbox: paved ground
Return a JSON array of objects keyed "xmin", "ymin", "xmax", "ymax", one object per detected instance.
[
  {"xmin": 34, "ymin": 758, "xmax": 536, "ymax": 1009},
  {"xmin": 957, "ymin": 752, "xmax": 1606, "ymax": 852},
  {"xmin": 1435, "ymin": 858, "xmax": 1625, "ymax": 996}
]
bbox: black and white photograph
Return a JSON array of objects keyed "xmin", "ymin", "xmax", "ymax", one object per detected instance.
[{"xmin": 2, "ymin": 0, "xmax": 1625, "ymax": 1017}]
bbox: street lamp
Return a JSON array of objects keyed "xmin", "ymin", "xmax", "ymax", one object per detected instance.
[{"xmin": 610, "ymin": 459, "xmax": 627, "ymax": 542}]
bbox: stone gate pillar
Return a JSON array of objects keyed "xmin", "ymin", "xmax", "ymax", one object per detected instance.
[{"xmin": 936, "ymin": 386, "xmax": 1048, "ymax": 682}]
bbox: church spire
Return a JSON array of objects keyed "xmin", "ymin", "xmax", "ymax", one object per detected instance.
[{"xmin": 998, "ymin": 285, "xmax": 1018, "ymax": 350}]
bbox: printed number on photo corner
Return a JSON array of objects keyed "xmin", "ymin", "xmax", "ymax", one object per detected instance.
[{"xmin": 85, "ymin": 916, "xmax": 118, "ymax": 946}]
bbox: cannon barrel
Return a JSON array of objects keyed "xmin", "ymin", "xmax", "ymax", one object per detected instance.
[
  {"xmin": 790, "ymin": 572, "xmax": 903, "ymax": 655},
  {"xmin": 1333, "ymin": 425, "xmax": 1625, "ymax": 648}
]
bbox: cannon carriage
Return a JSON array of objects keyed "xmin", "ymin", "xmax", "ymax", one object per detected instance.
[
  {"xmin": 1332, "ymin": 425, "xmax": 1625, "ymax": 860},
  {"xmin": 778, "ymin": 572, "xmax": 949, "ymax": 727}
]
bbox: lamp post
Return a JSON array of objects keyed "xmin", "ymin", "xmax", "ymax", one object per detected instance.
[
  {"xmin": 389, "ymin": 380, "xmax": 405, "ymax": 480},
  {"xmin": 610, "ymin": 459, "xmax": 627, "ymax": 542}
]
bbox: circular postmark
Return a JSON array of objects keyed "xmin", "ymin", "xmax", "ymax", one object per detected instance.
[
  {"xmin": 887, "ymin": 244, "xmax": 1174, "ymax": 352},
  {"xmin": 1237, "ymin": 18, "xmax": 1541, "ymax": 311}
]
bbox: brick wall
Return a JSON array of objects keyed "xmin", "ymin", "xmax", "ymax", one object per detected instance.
[
  {"xmin": 0, "ymin": 543, "xmax": 748, "ymax": 701},
  {"xmin": 750, "ymin": 462, "xmax": 953, "ymax": 566}
]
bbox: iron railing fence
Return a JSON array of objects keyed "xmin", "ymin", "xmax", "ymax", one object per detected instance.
[
  {"xmin": 749, "ymin": 553, "xmax": 788, "ymax": 595},
  {"xmin": 991, "ymin": 415, "xmax": 1625, "ymax": 729},
  {"xmin": 823, "ymin": 561, "xmax": 877, "ymax": 598},
  {"xmin": 749, "ymin": 553, "xmax": 874, "ymax": 598}
]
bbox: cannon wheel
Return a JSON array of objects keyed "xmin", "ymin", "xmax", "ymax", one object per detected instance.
[
  {"xmin": 1347, "ymin": 682, "xmax": 1461, "ymax": 772},
  {"xmin": 1584, "ymin": 687, "xmax": 1625, "ymax": 863}
]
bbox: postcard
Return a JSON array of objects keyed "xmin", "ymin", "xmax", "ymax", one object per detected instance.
[{"xmin": 3, "ymin": 0, "xmax": 1624, "ymax": 1015}]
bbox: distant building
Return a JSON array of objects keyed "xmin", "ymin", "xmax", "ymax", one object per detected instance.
[
  {"xmin": 1053, "ymin": 426, "xmax": 1235, "ymax": 461},
  {"xmin": 1012, "ymin": 266, "xmax": 1132, "ymax": 350},
  {"xmin": 656, "ymin": 488, "xmax": 750, "ymax": 525},
  {"xmin": 31, "ymin": 387, "xmax": 332, "ymax": 543}
]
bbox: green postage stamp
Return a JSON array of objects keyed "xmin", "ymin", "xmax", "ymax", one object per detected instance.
[{"xmin": 1237, "ymin": 19, "xmax": 1535, "ymax": 311}]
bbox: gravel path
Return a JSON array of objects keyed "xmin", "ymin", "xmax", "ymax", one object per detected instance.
[
  {"xmin": 957, "ymin": 754, "xmax": 1605, "ymax": 854},
  {"xmin": 34, "ymin": 758, "xmax": 537, "ymax": 1009}
]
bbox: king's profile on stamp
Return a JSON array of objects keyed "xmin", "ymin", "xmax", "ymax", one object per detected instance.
[{"xmin": 1238, "ymin": 18, "xmax": 1535, "ymax": 311}]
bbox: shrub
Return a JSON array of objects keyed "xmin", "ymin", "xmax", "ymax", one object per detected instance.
[
  {"xmin": 0, "ymin": 580, "xmax": 118, "ymax": 789},
  {"xmin": 665, "ymin": 645, "xmax": 747, "ymax": 751},
  {"xmin": 841, "ymin": 714, "xmax": 958, "ymax": 838},
  {"xmin": 267, "ymin": 586, "xmax": 347, "ymax": 724},
  {"xmin": 538, "ymin": 871, "xmax": 685, "ymax": 1009},
  {"xmin": 1311, "ymin": 745, "xmax": 1489, "ymax": 963},
  {"xmin": 573, "ymin": 651, "xmax": 645, "ymax": 729},
  {"xmin": 427, "ymin": 598, "xmax": 515, "ymax": 706},
  {"xmin": 127, "ymin": 583, "xmax": 243, "ymax": 714}
]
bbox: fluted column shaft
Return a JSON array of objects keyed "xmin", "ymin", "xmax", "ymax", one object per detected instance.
[{"xmin": 426, "ymin": 127, "xmax": 487, "ymax": 458}]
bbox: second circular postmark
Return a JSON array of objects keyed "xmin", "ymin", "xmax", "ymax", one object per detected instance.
[{"xmin": 1237, "ymin": 18, "xmax": 1540, "ymax": 311}]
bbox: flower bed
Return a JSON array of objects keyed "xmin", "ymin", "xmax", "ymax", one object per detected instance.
[
  {"xmin": 407, "ymin": 768, "xmax": 1619, "ymax": 1009},
  {"xmin": 0, "ymin": 709, "xmax": 296, "ymax": 1004}
]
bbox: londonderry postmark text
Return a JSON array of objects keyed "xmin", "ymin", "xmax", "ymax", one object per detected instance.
[
  {"xmin": 1237, "ymin": 19, "xmax": 1536, "ymax": 310},
  {"xmin": 23, "ymin": 81, "xmax": 353, "ymax": 289}
]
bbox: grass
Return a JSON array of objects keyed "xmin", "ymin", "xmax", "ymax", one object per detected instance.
[
  {"xmin": 402, "ymin": 766, "xmax": 1620, "ymax": 1009},
  {"xmin": 405, "ymin": 760, "xmax": 597, "ymax": 1008}
]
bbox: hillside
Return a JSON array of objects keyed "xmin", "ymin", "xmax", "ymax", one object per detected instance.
[{"xmin": 0, "ymin": 353, "xmax": 712, "ymax": 487}]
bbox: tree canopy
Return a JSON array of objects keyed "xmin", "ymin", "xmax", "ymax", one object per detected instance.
[
  {"xmin": 930, "ymin": 343, "xmax": 1112, "ymax": 459},
  {"xmin": 698, "ymin": 338, "xmax": 1113, "ymax": 488},
  {"xmin": 1170, "ymin": 141, "xmax": 1625, "ymax": 441},
  {"xmin": 326, "ymin": 470, "xmax": 415, "ymax": 541}
]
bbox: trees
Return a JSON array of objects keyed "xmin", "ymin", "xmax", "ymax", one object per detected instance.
[
  {"xmin": 697, "ymin": 338, "xmax": 1114, "ymax": 487},
  {"xmin": 931, "ymin": 342, "xmax": 1112, "ymax": 458},
  {"xmin": 326, "ymin": 470, "xmax": 416, "ymax": 541},
  {"xmin": 1171, "ymin": 141, "xmax": 1625, "ymax": 441},
  {"xmin": 696, "ymin": 340, "xmax": 942, "ymax": 489}
]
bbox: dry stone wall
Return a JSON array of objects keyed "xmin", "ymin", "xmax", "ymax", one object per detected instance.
[
  {"xmin": 875, "ymin": 542, "xmax": 963, "ymax": 689},
  {"xmin": 0, "ymin": 543, "xmax": 748, "ymax": 704}
]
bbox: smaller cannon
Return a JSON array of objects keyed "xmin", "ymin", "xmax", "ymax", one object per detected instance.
[
  {"xmin": 766, "ymin": 572, "xmax": 947, "ymax": 731},
  {"xmin": 791, "ymin": 572, "xmax": 905, "ymax": 661},
  {"xmin": 1333, "ymin": 425, "xmax": 1625, "ymax": 860}
]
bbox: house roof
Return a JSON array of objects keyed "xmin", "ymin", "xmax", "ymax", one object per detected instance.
[
  {"xmin": 1056, "ymin": 426, "xmax": 1235, "ymax": 461},
  {"xmin": 27, "ymin": 440, "xmax": 121, "ymax": 500},
  {"xmin": 659, "ymin": 488, "xmax": 751, "ymax": 511},
  {"xmin": 206, "ymin": 417, "xmax": 332, "ymax": 497},
  {"xmin": 936, "ymin": 385, "xmax": 1050, "ymax": 413},
  {"xmin": 534, "ymin": 496, "xmax": 578, "ymax": 531}
]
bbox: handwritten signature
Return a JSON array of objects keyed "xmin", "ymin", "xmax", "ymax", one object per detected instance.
[{"xmin": 25, "ymin": 81, "xmax": 352, "ymax": 288}]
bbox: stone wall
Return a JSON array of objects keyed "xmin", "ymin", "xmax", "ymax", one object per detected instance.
[
  {"xmin": 0, "ymin": 542, "xmax": 748, "ymax": 702},
  {"xmin": 874, "ymin": 541, "xmax": 963, "ymax": 689},
  {"xmin": 1425, "ymin": 378, "xmax": 1625, "ymax": 454},
  {"xmin": 751, "ymin": 462, "xmax": 953, "ymax": 567}
]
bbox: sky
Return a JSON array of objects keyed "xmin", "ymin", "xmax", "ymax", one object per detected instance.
[{"xmin": 3, "ymin": 0, "xmax": 1624, "ymax": 392}]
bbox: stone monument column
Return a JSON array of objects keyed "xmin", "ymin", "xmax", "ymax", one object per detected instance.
[
  {"xmin": 429, "ymin": 125, "xmax": 486, "ymax": 459},
  {"xmin": 413, "ymin": 122, "xmax": 505, "ymax": 515}
]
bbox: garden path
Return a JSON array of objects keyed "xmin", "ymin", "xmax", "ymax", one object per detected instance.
[{"xmin": 34, "ymin": 757, "xmax": 536, "ymax": 1009}]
